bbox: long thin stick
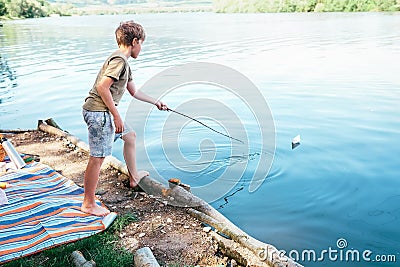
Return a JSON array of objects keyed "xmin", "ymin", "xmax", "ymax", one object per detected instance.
[{"xmin": 167, "ymin": 108, "xmax": 244, "ymax": 144}]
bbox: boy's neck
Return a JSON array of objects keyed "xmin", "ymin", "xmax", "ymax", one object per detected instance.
[{"xmin": 118, "ymin": 45, "xmax": 131, "ymax": 59}]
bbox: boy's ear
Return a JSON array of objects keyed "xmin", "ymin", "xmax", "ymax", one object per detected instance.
[{"xmin": 132, "ymin": 38, "xmax": 138, "ymax": 46}]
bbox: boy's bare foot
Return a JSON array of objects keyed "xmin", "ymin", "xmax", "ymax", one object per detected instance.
[
  {"xmin": 130, "ymin": 170, "xmax": 149, "ymax": 188},
  {"xmin": 81, "ymin": 203, "xmax": 110, "ymax": 217}
]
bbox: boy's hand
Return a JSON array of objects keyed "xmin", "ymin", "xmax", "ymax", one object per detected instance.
[
  {"xmin": 155, "ymin": 100, "xmax": 168, "ymax": 111},
  {"xmin": 114, "ymin": 115, "xmax": 124, "ymax": 133}
]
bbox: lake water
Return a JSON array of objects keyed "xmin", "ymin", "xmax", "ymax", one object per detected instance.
[{"xmin": 1, "ymin": 12, "xmax": 399, "ymax": 266}]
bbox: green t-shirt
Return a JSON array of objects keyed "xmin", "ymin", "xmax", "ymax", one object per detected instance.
[{"xmin": 83, "ymin": 50, "xmax": 132, "ymax": 111}]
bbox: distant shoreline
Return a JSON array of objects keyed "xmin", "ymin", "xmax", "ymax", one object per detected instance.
[
  {"xmin": 213, "ymin": 0, "xmax": 400, "ymax": 13},
  {"xmin": 0, "ymin": 1, "xmax": 213, "ymax": 20},
  {"xmin": 2, "ymin": 0, "xmax": 399, "ymax": 21},
  {"xmin": 67, "ymin": 4, "xmax": 213, "ymax": 16}
]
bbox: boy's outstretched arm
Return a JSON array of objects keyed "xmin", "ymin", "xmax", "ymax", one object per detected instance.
[{"xmin": 127, "ymin": 81, "xmax": 168, "ymax": 110}]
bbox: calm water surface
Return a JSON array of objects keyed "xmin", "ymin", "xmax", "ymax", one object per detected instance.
[{"xmin": 1, "ymin": 13, "xmax": 399, "ymax": 266}]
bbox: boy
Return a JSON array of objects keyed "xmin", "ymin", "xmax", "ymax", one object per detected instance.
[{"xmin": 82, "ymin": 21, "xmax": 168, "ymax": 216}]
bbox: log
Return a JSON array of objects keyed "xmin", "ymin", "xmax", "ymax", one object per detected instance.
[
  {"xmin": 38, "ymin": 120, "xmax": 90, "ymax": 152},
  {"xmin": 45, "ymin": 118, "xmax": 63, "ymax": 130},
  {"xmin": 37, "ymin": 119, "xmax": 302, "ymax": 267},
  {"xmin": 105, "ymin": 154, "xmax": 129, "ymax": 174},
  {"xmin": 189, "ymin": 208, "xmax": 301, "ymax": 266},
  {"xmin": 134, "ymin": 247, "xmax": 160, "ymax": 267},
  {"xmin": 139, "ymin": 176, "xmax": 206, "ymax": 208},
  {"xmin": 70, "ymin": 250, "xmax": 96, "ymax": 267},
  {"xmin": 209, "ymin": 231, "xmax": 248, "ymax": 267}
]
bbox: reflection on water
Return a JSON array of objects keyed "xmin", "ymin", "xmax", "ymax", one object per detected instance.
[
  {"xmin": 349, "ymin": 195, "xmax": 400, "ymax": 227},
  {"xmin": 0, "ymin": 54, "xmax": 18, "ymax": 105},
  {"xmin": 1, "ymin": 13, "xmax": 399, "ymax": 267}
]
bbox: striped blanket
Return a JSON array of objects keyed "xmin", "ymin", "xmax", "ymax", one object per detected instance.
[{"xmin": 0, "ymin": 162, "xmax": 116, "ymax": 264}]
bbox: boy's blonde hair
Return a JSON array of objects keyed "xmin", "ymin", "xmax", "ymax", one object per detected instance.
[{"xmin": 115, "ymin": 21, "xmax": 146, "ymax": 46}]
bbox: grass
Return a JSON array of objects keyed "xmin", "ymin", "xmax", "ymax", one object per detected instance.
[{"xmin": 3, "ymin": 213, "xmax": 138, "ymax": 267}]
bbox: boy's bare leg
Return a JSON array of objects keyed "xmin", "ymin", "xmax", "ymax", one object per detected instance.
[
  {"xmin": 81, "ymin": 156, "xmax": 110, "ymax": 216},
  {"xmin": 122, "ymin": 131, "xmax": 149, "ymax": 187}
]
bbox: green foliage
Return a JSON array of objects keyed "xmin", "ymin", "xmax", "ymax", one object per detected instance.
[
  {"xmin": 109, "ymin": 212, "xmax": 138, "ymax": 233},
  {"xmin": 1, "ymin": 0, "xmax": 47, "ymax": 18},
  {"xmin": 2, "ymin": 214, "xmax": 137, "ymax": 267},
  {"xmin": 0, "ymin": 1, "xmax": 7, "ymax": 16},
  {"xmin": 313, "ymin": 0, "xmax": 400, "ymax": 12},
  {"xmin": 1, "ymin": 0, "xmax": 398, "ymax": 18},
  {"xmin": 0, "ymin": 0, "xmax": 79, "ymax": 18},
  {"xmin": 213, "ymin": 0, "xmax": 400, "ymax": 12},
  {"xmin": 0, "ymin": 0, "xmax": 212, "ymax": 17},
  {"xmin": 20, "ymin": 0, "xmax": 47, "ymax": 18}
]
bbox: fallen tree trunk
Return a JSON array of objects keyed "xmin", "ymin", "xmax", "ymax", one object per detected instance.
[
  {"xmin": 134, "ymin": 247, "xmax": 160, "ymax": 267},
  {"xmin": 38, "ymin": 120, "xmax": 89, "ymax": 151},
  {"xmin": 45, "ymin": 118, "xmax": 63, "ymax": 130},
  {"xmin": 187, "ymin": 208, "xmax": 300, "ymax": 267},
  {"xmin": 70, "ymin": 250, "xmax": 96, "ymax": 267}
]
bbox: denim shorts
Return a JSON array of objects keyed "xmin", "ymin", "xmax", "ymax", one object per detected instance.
[{"xmin": 82, "ymin": 109, "xmax": 114, "ymax": 157}]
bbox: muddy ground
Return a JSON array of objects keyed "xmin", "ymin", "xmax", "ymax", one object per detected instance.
[{"xmin": 4, "ymin": 131, "xmax": 237, "ymax": 266}]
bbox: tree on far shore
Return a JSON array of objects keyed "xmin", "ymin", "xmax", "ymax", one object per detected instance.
[{"xmin": 1, "ymin": 0, "xmax": 49, "ymax": 18}]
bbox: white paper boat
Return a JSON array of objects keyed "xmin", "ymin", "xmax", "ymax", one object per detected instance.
[{"xmin": 292, "ymin": 135, "xmax": 301, "ymax": 144}]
